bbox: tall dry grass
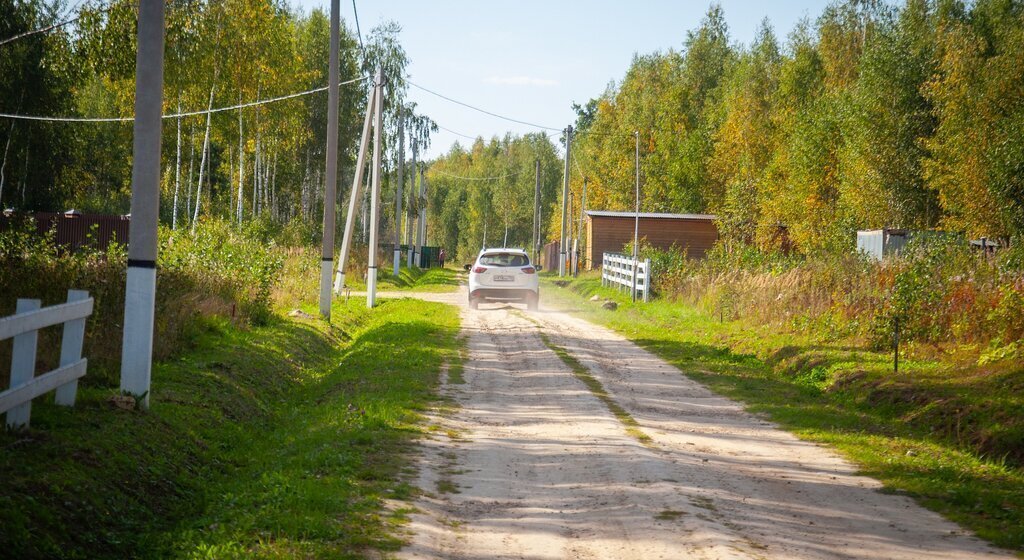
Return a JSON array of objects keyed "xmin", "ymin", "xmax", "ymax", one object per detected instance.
[
  {"xmin": 0, "ymin": 217, "xmax": 285, "ymax": 387},
  {"xmin": 641, "ymin": 238, "xmax": 1024, "ymax": 354}
]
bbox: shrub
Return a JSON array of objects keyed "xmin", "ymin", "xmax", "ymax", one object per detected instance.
[
  {"xmin": 0, "ymin": 218, "xmax": 287, "ymax": 388},
  {"xmin": 640, "ymin": 235, "xmax": 1023, "ymax": 353}
]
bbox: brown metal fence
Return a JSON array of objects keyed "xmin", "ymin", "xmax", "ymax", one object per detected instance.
[
  {"xmin": 542, "ymin": 241, "xmax": 560, "ymax": 271},
  {"xmin": 0, "ymin": 211, "xmax": 130, "ymax": 252}
]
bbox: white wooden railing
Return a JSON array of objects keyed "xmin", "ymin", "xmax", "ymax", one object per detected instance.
[
  {"xmin": 601, "ymin": 253, "xmax": 651, "ymax": 302},
  {"xmin": 1, "ymin": 290, "xmax": 93, "ymax": 428}
]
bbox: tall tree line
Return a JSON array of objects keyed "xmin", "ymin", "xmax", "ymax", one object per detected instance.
[
  {"xmin": 427, "ymin": 133, "xmax": 563, "ymax": 262},
  {"xmin": 571, "ymin": 0, "xmax": 1024, "ymax": 253},
  {"xmin": 0, "ymin": 0, "xmax": 427, "ymax": 237}
]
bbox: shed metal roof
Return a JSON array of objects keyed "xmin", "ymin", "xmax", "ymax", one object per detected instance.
[{"xmin": 586, "ymin": 210, "xmax": 717, "ymax": 221}]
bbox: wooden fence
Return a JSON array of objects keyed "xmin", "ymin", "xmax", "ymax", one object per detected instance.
[
  {"xmin": 0, "ymin": 290, "xmax": 93, "ymax": 429},
  {"xmin": 601, "ymin": 252, "xmax": 651, "ymax": 302}
]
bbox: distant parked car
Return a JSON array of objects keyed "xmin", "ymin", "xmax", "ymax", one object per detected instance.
[{"xmin": 467, "ymin": 248, "xmax": 540, "ymax": 310}]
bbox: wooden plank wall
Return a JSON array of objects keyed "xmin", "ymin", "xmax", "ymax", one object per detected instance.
[{"xmin": 586, "ymin": 216, "xmax": 719, "ymax": 269}]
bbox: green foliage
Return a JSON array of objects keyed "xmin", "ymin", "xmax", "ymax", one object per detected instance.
[
  {"xmin": 571, "ymin": 0, "xmax": 1024, "ymax": 253},
  {"xmin": 544, "ymin": 277, "xmax": 1024, "ymax": 551},
  {"xmin": 639, "ymin": 235, "xmax": 1024, "ymax": 353},
  {"xmin": 427, "ymin": 133, "xmax": 562, "ymax": 262},
  {"xmin": 161, "ymin": 219, "xmax": 284, "ymax": 324},
  {"xmin": 0, "ymin": 218, "xmax": 288, "ymax": 387},
  {"xmin": 0, "ymin": 296, "xmax": 462, "ymax": 559}
]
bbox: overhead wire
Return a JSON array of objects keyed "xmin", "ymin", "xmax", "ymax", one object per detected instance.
[
  {"xmin": 350, "ymin": 0, "xmax": 364, "ymax": 55},
  {"xmin": 405, "ymin": 79, "xmax": 563, "ymax": 133},
  {"xmin": 435, "ymin": 124, "xmax": 479, "ymax": 141},
  {"xmin": 0, "ymin": 0, "xmax": 119, "ymax": 47},
  {"xmin": 0, "ymin": 75, "xmax": 370, "ymax": 123},
  {"xmin": 431, "ymin": 168, "xmax": 521, "ymax": 182}
]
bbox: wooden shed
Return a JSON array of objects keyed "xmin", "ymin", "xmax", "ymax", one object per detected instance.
[{"xmin": 585, "ymin": 210, "xmax": 718, "ymax": 269}]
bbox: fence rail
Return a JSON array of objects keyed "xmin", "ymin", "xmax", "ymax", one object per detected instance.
[
  {"xmin": 1, "ymin": 290, "xmax": 93, "ymax": 428},
  {"xmin": 601, "ymin": 252, "xmax": 651, "ymax": 302}
]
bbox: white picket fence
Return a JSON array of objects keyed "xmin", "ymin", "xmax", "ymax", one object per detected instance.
[
  {"xmin": 1, "ymin": 290, "xmax": 93, "ymax": 429},
  {"xmin": 601, "ymin": 252, "xmax": 652, "ymax": 302}
]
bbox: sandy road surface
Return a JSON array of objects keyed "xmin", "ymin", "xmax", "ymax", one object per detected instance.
[{"xmin": 377, "ymin": 288, "xmax": 1008, "ymax": 559}]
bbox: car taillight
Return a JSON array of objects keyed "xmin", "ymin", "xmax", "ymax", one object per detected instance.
[
  {"xmin": 472, "ymin": 266, "xmax": 487, "ymax": 273},
  {"xmin": 521, "ymin": 267, "xmax": 536, "ymax": 274}
]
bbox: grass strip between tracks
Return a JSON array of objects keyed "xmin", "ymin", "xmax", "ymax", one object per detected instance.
[{"xmin": 519, "ymin": 312, "xmax": 652, "ymax": 445}]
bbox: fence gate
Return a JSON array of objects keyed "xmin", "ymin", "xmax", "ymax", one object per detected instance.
[{"xmin": 0, "ymin": 290, "xmax": 93, "ymax": 429}]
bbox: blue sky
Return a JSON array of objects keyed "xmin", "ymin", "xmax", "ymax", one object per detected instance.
[{"xmin": 293, "ymin": 1, "xmax": 834, "ymax": 159}]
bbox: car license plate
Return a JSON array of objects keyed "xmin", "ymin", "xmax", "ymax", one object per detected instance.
[{"xmin": 494, "ymin": 275, "xmax": 513, "ymax": 282}]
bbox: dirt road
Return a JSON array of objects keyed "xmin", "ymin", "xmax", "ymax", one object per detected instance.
[{"xmin": 387, "ymin": 289, "xmax": 1007, "ymax": 559}]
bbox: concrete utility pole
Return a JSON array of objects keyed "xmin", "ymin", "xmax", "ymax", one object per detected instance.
[
  {"xmin": 408, "ymin": 140, "xmax": 417, "ymax": 267},
  {"xmin": 559, "ymin": 125, "xmax": 572, "ymax": 276},
  {"xmin": 319, "ymin": 0, "xmax": 341, "ymax": 319},
  {"xmin": 416, "ymin": 164, "xmax": 427, "ymax": 264},
  {"xmin": 367, "ymin": 69, "xmax": 384, "ymax": 308},
  {"xmin": 393, "ymin": 114, "xmax": 404, "ymax": 276},
  {"xmin": 120, "ymin": 0, "xmax": 164, "ymax": 409},
  {"xmin": 578, "ymin": 176, "xmax": 587, "ymax": 275},
  {"xmin": 632, "ymin": 130, "xmax": 640, "ymax": 303},
  {"xmin": 333, "ymin": 86, "xmax": 375, "ymax": 294},
  {"xmin": 567, "ymin": 190, "xmax": 574, "ymax": 273},
  {"xmin": 533, "ymin": 159, "xmax": 540, "ymax": 263}
]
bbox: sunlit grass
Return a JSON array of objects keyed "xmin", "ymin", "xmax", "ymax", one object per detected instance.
[
  {"xmin": 345, "ymin": 265, "xmax": 462, "ymax": 293},
  {"xmin": 542, "ymin": 276, "xmax": 1024, "ymax": 553},
  {"xmin": 0, "ymin": 296, "xmax": 462, "ymax": 559}
]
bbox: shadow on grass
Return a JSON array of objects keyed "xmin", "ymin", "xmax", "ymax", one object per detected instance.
[
  {"xmin": 629, "ymin": 334, "xmax": 1024, "ymax": 551},
  {"xmin": 160, "ymin": 299, "xmax": 462, "ymax": 558}
]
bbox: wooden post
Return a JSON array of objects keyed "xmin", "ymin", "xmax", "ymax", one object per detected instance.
[
  {"xmin": 54, "ymin": 291, "xmax": 88, "ymax": 406},
  {"xmin": 893, "ymin": 315, "xmax": 900, "ymax": 377},
  {"xmin": 54, "ymin": 290, "xmax": 88, "ymax": 406},
  {"xmin": 643, "ymin": 258, "xmax": 651, "ymax": 302},
  {"xmin": 7, "ymin": 299, "xmax": 40, "ymax": 428}
]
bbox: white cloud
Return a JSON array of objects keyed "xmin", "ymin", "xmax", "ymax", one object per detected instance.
[{"xmin": 484, "ymin": 76, "xmax": 559, "ymax": 87}]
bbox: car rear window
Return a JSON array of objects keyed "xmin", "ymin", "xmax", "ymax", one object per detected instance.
[{"xmin": 479, "ymin": 253, "xmax": 530, "ymax": 267}]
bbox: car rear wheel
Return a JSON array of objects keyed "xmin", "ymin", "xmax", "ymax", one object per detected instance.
[{"xmin": 469, "ymin": 297, "xmax": 479, "ymax": 310}]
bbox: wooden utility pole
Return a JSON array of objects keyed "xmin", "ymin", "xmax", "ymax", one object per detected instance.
[
  {"xmin": 120, "ymin": 0, "xmax": 165, "ymax": 409},
  {"xmin": 319, "ymin": 0, "xmax": 341, "ymax": 319}
]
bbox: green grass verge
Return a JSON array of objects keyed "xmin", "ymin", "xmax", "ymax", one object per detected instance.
[
  {"xmin": 345, "ymin": 266, "xmax": 462, "ymax": 293},
  {"xmin": 542, "ymin": 275, "xmax": 1024, "ymax": 553},
  {"xmin": 0, "ymin": 297, "xmax": 461, "ymax": 559}
]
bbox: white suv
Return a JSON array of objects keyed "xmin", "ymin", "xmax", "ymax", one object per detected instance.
[{"xmin": 467, "ymin": 248, "xmax": 540, "ymax": 310}]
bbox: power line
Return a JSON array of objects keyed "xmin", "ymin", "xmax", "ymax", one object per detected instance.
[
  {"xmin": 431, "ymin": 168, "xmax": 521, "ymax": 182},
  {"xmin": 0, "ymin": 76, "xmax": 369, "ymax": 123},
  {"xmin": 0, "ymin": 1, "xmax": 118, "ymax": 48},
  {"xmin": 405, "ymin": 79, "xmax": 562, "ymax": 132},
  {"xmin": 350, "ymin": 0, "xmax": 364, "ymax": 55},
  {"xmin": 436, "ymin": 124, "xmax": 478, "ymax": 141}
]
